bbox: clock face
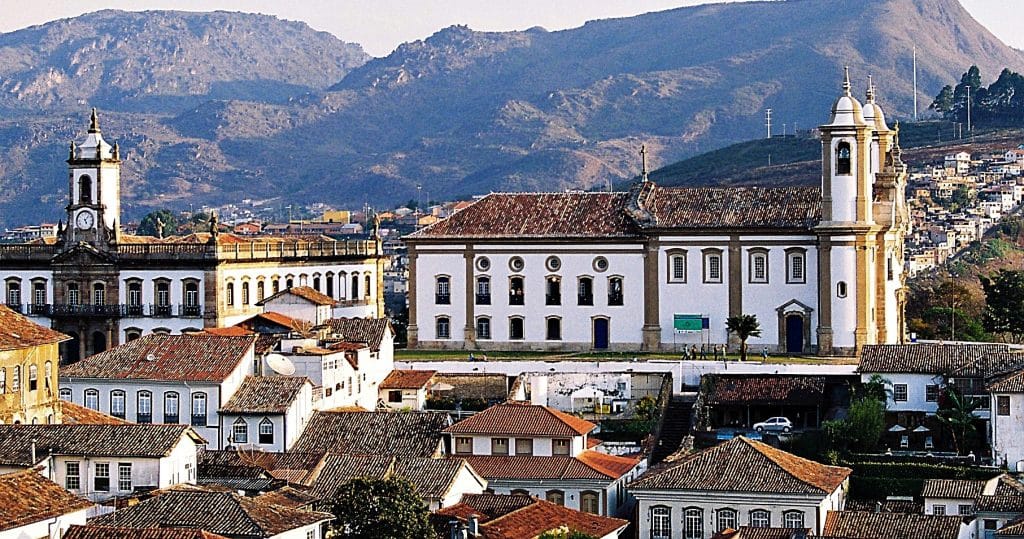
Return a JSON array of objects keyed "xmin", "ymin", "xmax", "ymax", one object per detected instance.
[{"xmin": 76, "ymin": 211, "xmax": 95, "ymax": 230}]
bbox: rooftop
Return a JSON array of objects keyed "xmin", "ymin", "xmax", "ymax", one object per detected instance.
[
  {"xmin": 0, "ymin": 305, "xmax": 69, "ymax": 351},
  {"xmin": 858, "ymin": 343, "xmax": 1011, "ymax": 374},
  {"xmin": 257, "ymin": 286, "xmax": 336, "ymax": 307},
  {"xmin": 820, "ymin": 510, "xmax": 964, "ymax": 539},
  {"xmin": 318, "ymin": 317, "xmax": 393, "ymax": 352},
  {"xmin": 380, "ymin": 369, "xmax": 437, "ymax": 390},
  {"xmin": 291, "ymin": 410, "xmax": 449, "ymax": 458},
  {"xmin": 436, "ymin": 494, "xmax": 628, "ymax": 539},
  {"xmin": 444, "ymin": 401, "xmax": 595, "ymax": 437},
  {"xmin": 0, "ymin": 424, "xmax": 202, "ymax": 466},
  {"xmin": 0, "ymin": 470, "xmax": 92, "ymax": 532},
  {"xmin": 630, "ymin": 436, "xmax": 850, "ymax": 494},
  {"xmin": 59, "ymin": 401, "xmax": 130, "ymax": 425},
  {"xmin": 220, "ymin": 376, "xmax": 311, "ymax": 414},
  {"xmin": 704, "ymin": 374, "xmax": 831, "ymax": 406},
  {"xmin": 462, "ymin": 450, "xmax": 638, "ymax": 481},
  {"xmin": 60, "ymin": 334, "xmax": 255, "ymax": 382},
  {"xmin": 920, "ymin": 478, "xmax": 987, "ymax": 499},
  {"xmin": 64, "ymin": 526, "xmax": 230, "ymax": 539}
]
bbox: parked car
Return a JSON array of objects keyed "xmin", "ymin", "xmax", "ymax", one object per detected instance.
[{"xmin": 753, "ymin": 417, "xmax": 793, "ymax": 433}]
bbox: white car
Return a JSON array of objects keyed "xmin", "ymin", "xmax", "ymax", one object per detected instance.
[{"xmin": 753, "ymin": 417, "xmax": 793, "ymax": 433}]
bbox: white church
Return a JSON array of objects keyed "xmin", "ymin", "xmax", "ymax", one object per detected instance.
[{"xmin": 405, "ymin": 71, "xmax": 909, "ymax": 356}]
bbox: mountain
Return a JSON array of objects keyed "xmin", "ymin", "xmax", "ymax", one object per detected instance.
[{"xmin": 0, "ymin": 0, "xmax": 1022, "ymax": 228}]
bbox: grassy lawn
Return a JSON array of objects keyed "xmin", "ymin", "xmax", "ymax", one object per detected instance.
[{"xmin": 394, "ymin": 348, "xmax": 858, "ymax": 365}]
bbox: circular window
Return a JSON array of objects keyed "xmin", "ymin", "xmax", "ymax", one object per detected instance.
[
  {"xmin": 476, "ymin": 257, "xmax": 491, "ymax": 272},
  {"xmin": 509, "ymin": 256, "xmax": 525, "ymax": 272},
  {"xmin": 593, "ymin": 256, "xmax": 609, "ymax": 272},
  {"xmin": 545, "ymin": 256, "xmax": 561, "ymax": 272}
]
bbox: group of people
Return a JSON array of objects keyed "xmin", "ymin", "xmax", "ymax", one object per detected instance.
[{"xmin": 684, "ymin": 344, "xmax": 770, "ymax": 361}]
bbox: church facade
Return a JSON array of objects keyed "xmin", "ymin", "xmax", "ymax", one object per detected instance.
[
  {"xmin": 0, "ymin": 111, "xmax": 385, "ymax": 362},
  {"xmin": 405, "ymin": 73, "xmax": 909, "ymax": 356}
]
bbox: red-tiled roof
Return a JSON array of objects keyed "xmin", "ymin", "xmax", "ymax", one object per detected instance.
[
  {"xmin": 220, "ymin": 376, "xmax": 311, "ymax": 414},
  {"xmin": 291, "ymin": 410, "xmax": 449, "ymax": 458},
  {"xmin": 258, "ymin": 286, "xmax": 336, "ymax": 306},
  {"xmin": 999, "ymin": 516, "xmax": 1024, "ymax": 537},
  {"xmin": 252, "ymin": 487, "xmax": 318, "ymax": 510},
  {"xmin": 859, "ymin": 344, "xmax": 1011, "ymax": 374},
  {"xmin": 204, "ymin": 326, "xmax": 253, "ymax": 336},
  {"xmin": 0, "ymin": 470, "xmax": 92, "ymax": 532},
  {"xmin": 0, "ymin": 425, "xmax": 203, "ymax": 466},
  {"xmin": 461, "ymin": 451, "xmax": 634, "ymax": 481},
  {"xmin": 243, "ymin": 311, "xmax": 304, "ymax": 330},
  {"xmin": 630, "ymin": 436, "xmax": 850, "ymax": 494},
  {"xmin": 577, "ymin": 450, "xmax": 641, "ymax": 478},
  {"xmin": 444, "ymin": 402, "xmax": 595, "ymax": 437},
  {"xmin": 60, "ymin": 401, "xmax": 129, "ymax": 425},
  {"xmin": 64, "ymin": 526, "xmax": 229, "ymax": 539},
  {"xmin": 820, "ymin": 511, "xmax": 964, "ymax": 539},
  {"xmin": 478, "ymin": 498, "xmax": 627, "ymax": 539},
  {"xmin": 711, "ymin": 527, "xmax": 809, "ymax": 539},
  {"xmin": 319, "ymin": 317, "xmax": 392, "ymax": 352},
  {"xmin": 920, "ymin": 479, "xmax": 987, "ymax": 499},
  {"xmin": 705, "ymin": 375, "xmax": 829, "ymax": 406},
  {"xmin": 60, "ymin": 334, "xmax": 255, "ymax": 382},
  {"xmin": 640, "ymin": 184, "xmax": 821, "ymax": 229},
  {"xmin": 381, "ymin": 369, "xmax": 437, "ymax": 389},
  {"xmin": 988, "ymin": 369, "xmax": 1024, "ymax": 393},
  {"xmin": 0, "ymin": 305, "xmax": 70, "ymax": 351}
]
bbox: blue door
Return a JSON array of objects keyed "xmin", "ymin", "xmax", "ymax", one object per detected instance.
[
  {"xmin": 593, "ymin": 318, "xmax": 609, "ymax": 349},
  {"xmin": 786, "ymin": 314, "xmax": 804, "ymax": 354}
]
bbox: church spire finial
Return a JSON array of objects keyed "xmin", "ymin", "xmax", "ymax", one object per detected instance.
[
  {"xmin": 640, "ymin": 144, "xmax": 649, "ymax": 183},
  {"xmin": 89, "ymin": 108, "xmax": 100, "ymax": 133},
  {"xmin": 866, "ymin": 74, "xmax": 875, "ymax": 102},
  {"xmin": 842, "ymin": 66, "xmax": 851, "ymax": 96}
]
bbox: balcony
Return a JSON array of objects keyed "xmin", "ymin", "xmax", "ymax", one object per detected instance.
[
  {"xmin": 578, "ymin": 293, "xmax": 593, "ymax": 306},
  {"xmin": 126, "ymin": 304, "xmax": 144, "ymax": 316},
  {"xmin": 509, "ymin": 292, "xmax": 524, "ymax": 306},
  {"xmin": 47, "ymin": 303, "xmax": 128, "ymax": 318},
  {"xmin": 435, "ymin": 293, "xmax": 451, "ymax": 305},
  {"xmin": 475, "ymin": 293, "xmax": 491, "ymax": 305},
  {"xmin": 29, "ymin": 303, "xmax": 48, "ymax": 315},
  {"xmin": 191, "ymin": 415, "xmax": 206, "ymax": 427},
  {"xmin": 608, "ymin": 292, "xmax": 624, "ymax": 306},
  {"xmin": 4, "ymin": 303, "xmax": 22, "ymax": 313},
  {"xmin": 137, "ymin": 413, "xmax": 152, "ymax": 424},
  {"xmin": 181, "ymin": 305, "xmax": 202, "ymax": 318},
  {"xmin": 546, "ymin": 293, "xmax": 561, "ymax": 306},
  {"xmin": 151, "ymin": 304, "xmax": 172, "ymax": 318},
  {"xmin": 164, "ymin": 414, "xmax": 179, "ymax": 425}
]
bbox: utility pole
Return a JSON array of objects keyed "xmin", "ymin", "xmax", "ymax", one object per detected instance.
[
  {"xmin": 967, "ymin": 86, "xmax": 972, "ymax": 134},
  {"xmin": 913, "ymin": 46, "xmax": 919, "ymax": 121},
  {"xmin": 765, "ymin": 109, "xmax": 772, "ymax": 138}
]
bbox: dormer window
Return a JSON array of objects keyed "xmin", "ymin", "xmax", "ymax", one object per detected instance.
[{"xmin": 836, "ymin": 142, "xmax": 852, "ymax": 175}]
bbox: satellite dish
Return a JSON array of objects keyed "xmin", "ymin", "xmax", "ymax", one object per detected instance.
[
  {"xmin": 145, "ymin": 354, "xmax": 157, "ymax": 362},
  {"xmin": 266, "ymin": 353, "xmax": 296, "ymax": 376},
  {"xmin": 430, "ymin": 382, "xmax": 455, "ymax": 391}
]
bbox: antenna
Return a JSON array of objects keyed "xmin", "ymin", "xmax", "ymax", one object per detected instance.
[
  {"xmin": 913, "ymin": 46, "xmax": 919, "ymax": 121},
  {"xmin": 765, "ymin": 109, "xmax": 772, "ymax": 138},
  {"xmin": 640, "ymin": 144, "xmax": 649, "ymax": 183}
]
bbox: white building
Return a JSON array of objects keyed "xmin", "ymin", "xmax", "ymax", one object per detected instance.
[
  {"xmin": 0, "ymin": 470, "xmax": 91, "ymax": 539},
  {"xmin": 629, "ymin": 436, "xmax": 851, "ymax": 538},
  {"xmin": 0, "ymin": 424, "xmax": 204, "ymax": 503},
  {"xmin": 219, "ymin": 376, "xmax": 314, "ymax": 452},
  {"xmin": 405, "ymin": 73, "xmax": 909, "ymax": 356},
  {"xmin": 989, "ymin": 368, "xmax": 1024, "ymax": 471},
  {"xmin": 59, "ymin": 333, "xmax": 257, "ymax": 447},
  {"xmin": 0, "ymin": 110, "xmax": 385, "ymax": 361},
  {"xmin": 378, "ymin": 369, "xmax": 437, "ymax": 410}
]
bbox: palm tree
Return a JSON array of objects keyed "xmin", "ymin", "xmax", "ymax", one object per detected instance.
[
  {"xmin": 936, "ymin": 388, "xmax": 980, "ymax": 455},
  {"xmin": 725, "ymin": 314, "xmax": 762, "ymax": 362}
]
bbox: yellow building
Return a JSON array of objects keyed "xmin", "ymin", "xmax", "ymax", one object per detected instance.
[
  {"xmin": 320, "ymin": 210, "xmax": 351, "ymax": 224},
  {"xmin": 0, "ymin": 305, "xmax": 68, "ymax": 424}
]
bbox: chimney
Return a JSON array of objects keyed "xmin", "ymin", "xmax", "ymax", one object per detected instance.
[
  {"xmin": 30, "ymin": 439, "xmax": 37, "ymax": 464},
  {"xmin": 468, "ymin": 515, "xmax": 479, "ymax": 537},
  {"xmin": 874, "ymin": 501, "xmax": 882, "ymax": 513}
]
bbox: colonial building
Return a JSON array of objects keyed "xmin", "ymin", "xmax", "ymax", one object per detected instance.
[
  {"xmin": 0, "ymin": 305, "xmax": 68, "ymax": 424},
  {"xmin": 405, "ymin": 72, "xmax": 909, "ymax": 355},
  {"xmin": 0, "ymin": 110, "xmax": 385, "ymax": 362}
]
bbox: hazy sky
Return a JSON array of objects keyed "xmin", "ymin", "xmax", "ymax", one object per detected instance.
[{"xmin": 0, "ymin": 0, "xmax": 1016, "ymax": 58}]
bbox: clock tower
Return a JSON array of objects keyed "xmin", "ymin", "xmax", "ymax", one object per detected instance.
[{"xmin": 63, "ymin": 108, "xmax": 122, "ymax": 247}]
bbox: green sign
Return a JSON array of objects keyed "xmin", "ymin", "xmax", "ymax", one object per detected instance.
[{"xmin": 673, "ymin": 314, "xmax": 704, "ymax": 331}]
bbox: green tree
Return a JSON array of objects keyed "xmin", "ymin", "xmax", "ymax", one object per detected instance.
[
  {"xmin": 538, "ymin": 528, "xmax": 598, "ymax": 539},
  {"xmin": 137, "ymin": 209, "xmax": 179, "ymax": 237},
  {"xmin": 845, "ymin": 396, "xmax": 886, "ymax": 452},
  {"xmin": 859, "ymin": 374, "xmax": 891, "ymax": 403},
  {"xmin": 930, "ymin": 85, "xmax": 955, "ymax": 115},
  {"xmin": 725, "ymin": 314, "xmax": 762, "ymax": 362},
  {"xmin": 936, "ymin": 388, "xmax": 980, "ymax": 455},
  {"xmin": 326, "ymin": 476, "xmax": 434, "ymax": 539},
  {"xmin": 980, "ymin": 270, "xmax": 1024, "ymax": 342}
]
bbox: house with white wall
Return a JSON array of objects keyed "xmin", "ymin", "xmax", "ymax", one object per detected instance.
[
  {"xmin": 921, "ymin": 474, "xmax": 1024, "ymax": 538},
  {"xmin": 218, "ymin": 376, "xmax": 314, "ymax": 452},
  {"xmin": 59, "ymin": 333, "xmax": 257, "ymax": 448},
  {"xmin": 379, "ymin": 369, "xmax": 436, "ymax": 410},
  {"xmin": 0, "ymin": 470, "xmax": 91, "ymax": 539},
  {"xmin": 443, "ymin": 401, "xmax": 643, "ymax": 517},
  {"xmin": 629, "ymin": 436, "xmax": 851, "ymax": 538},
  {"xmin": 989, "ymin": 368, "xmax": 1024, "ymax": 471},
  {"xmin": 0, "ymin": 424, "xmax": 204, "ymax": 503},
  {"xmin": 256, "ymin": 286, "xmax": 336, "ymax": 326}
]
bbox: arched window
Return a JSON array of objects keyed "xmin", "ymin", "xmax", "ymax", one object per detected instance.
[
  {"xmin": 717, "ymin": 508, "xmax": 738, "ymax": 532},
  {"xmin": 0, "ymin": 368, "xmax": 6, "ymax": 394},
  {"xmin": 126, "ymin": 280, "xmax": 143, "ymax": 315},
  {"xmin": 435, "ymin": 276, "xmax": 451, "ymax": 304},
  {"xmin": 313, "ymin": 275, "xmax": 321, "ymax": 292},
  {"xmin": 155, "ymin": 280, "xmax": 171, "ymax": 316},
  {"xmin": 110, "ymin": 390, "xmax": 126, "ymax": 418},
  {"xmin": 325, "ymin": 273, "xmax": 334, "ymax": 298},
  {"xmin": 11, "ymin": 366, "xmax": 20, "ymax": 392},
  {"xmin": 232, "ymin": 418, "xmax": 248, "ymax": 444},
  {"xmin": 299, "ymin": 274, "xmax": 308, "ymax": 287},
  {"xmin": 545, "ymin": 276, "xmax": 561, "ymax": 305},
  {"xmin": 749, "ymin": 249, "xmax": 769, "ymax": 284},
  {"xmin": 32, "ymin": 280, "xmax": 46, "ymax": 309},
  {"xmin": 59, "ymin": 387, "xmax": 71, "ymax": 401},
  {"xmin": 476, "ymin": 317, "xmax": 491, "ymax": 340},
  {"xmin": 364, "ymin": 275, "xmax": 371, "ymax": 298},
  {"xmin": 66, "ymin": 283, "xmax": 80, "ymax": 306},
  {"xmin": 651, "ymin": 506, "xmax": 672, "ymax": 539},
  {"xmin": 703, "ymin": 249, "xmax": 723, "ymax": 284},
  {"xmin": 509, "ymin": 276, "xmax": 525, "ymax": 305},
  {"xmin": 256, "ymin": 280, "xmax": 265, "ymax": 303},
  {"xmin": 350, "ymin": 274, "xmax": 359, "ymax": 298},
  {"xmin": 92, "ymin": 282, "xmax": 105, "ymax": 305},
  {"xmin": 242, "ymin": 281, "xmax": 251, "ymax": 306},
  {"xmin": 750, "ymin": 509, "xmax": 771, "ymax": 527},
  {"xmin": 546, "ymin": 317, "xmax": 561, "ymax": 341},
  {"xmin": 84, "ymin": 388, "xmax": 99, "ymax": 411},
  {"xmin": 259, "ymin": 417, "xmax": 274, "ymax": 444},
  {"xmin": 545, "ymin": 490, "xmax": 564, "ymax": 506},
  {"xmin": 28, "ymin": 365, "xmax": 37, "ymax": 391},
  {"xmin": 436, "ymin": 316, "xmax": 450, "ymax": 340},
  {"xmin": 836, "ymin": 141, "xmax": 852, "ymax": 175},
  {"xmin": 580, "ymin": 491, "xmax": 600, "ymax": 514},
  {"xmin": 684, "ymin": 507, "xmax": 704, "ymax": 539},
  {"xmin": 191, "ymin": 393, "xmax": 207, "ymax": 426},
  {"xmin": 91, "ymin": 331, "xmax": 106, "ymax": 354},
  {"xmin": 476, "ymin": 276, "xmax": 491, "ymax": 305},
  {"xmin": 164, "ymin": 392, "xmax": 180, "ymax": 424},
  {"xmin": 44, "ymin": 362, "xmax": 51, "ymax": 391},
  {"xmin": 5, "ymin": 279, "xmax": 21, "ymax": 308},
  {"xmin": 786, "ymin": 248, "xmax": 807, "ymax": 284},
  {"xmin": 837, "ymin": 281, "xmax": 848, "ymax": 298},
  {"xmin": 272, "ymin": 278, "xmax": 281, "ymax": 295},
  {"xmin": 510, "ymin": 489, "xmax": 530, "ymax": 497},
  {"xmin": 608, "ymin": 276, "xmax": 624, "ymax": 306},
  {"xmin": 226, "ymin": 282, "xmax": 235, "ymax": 307},
  {"xmin": 286, "ymin": 277, "xmax": 295, "ymax": 289},
  {"xmin": 509, "ymin": 317, "xmax": 525, "ymax": 340},
  {"xmin": 137, "ymin": 391, "xmax": 153, "ymax": 423},
  {"xmin": 783, "ymin": 510, "xmax": 805, "ymax": 529},
  {"xmin": 668, "ymin": 251, "xmax": 688, "ymax": 283},
  {"xmin": 577, "ymin": 277, "xmax": 593, "ymax": 305},
  {"xmin": 124, "ymin": 328, "xmax": 142, "ymax": 342},
  {"xmin": 78, "ymin": 175, "xmax": 92, "ymax": 204}
]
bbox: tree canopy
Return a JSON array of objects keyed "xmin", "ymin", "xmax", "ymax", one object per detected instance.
[
  {"xmin": 325, "ymin": 476, "xmax": 434, "ymax": 539},
  {"xmin": 980, "ymin": 269, "xmax": 1024, "ymax": 342},
  {"xmin": 725, "ymin": 314, "xmax": 762, "ymax": 362},
  {"xmin": 931, "ymin": 66, "xmax": 1024, "ymax": 125},
  {"xmin": 137, "ymin": 209, "xmax": 179, "ymax": 237}
]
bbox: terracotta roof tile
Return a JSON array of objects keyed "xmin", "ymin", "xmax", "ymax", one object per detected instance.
[
  {"xmin": 258, "ymin": 286, "xmax": 335, "ymax": 307},
  {"xmin": 988, "ymin": 369, "xmax": 1024, "ymax": 393},
  {"xmin": 858, "ymin": 344, "xmax": 1011, "ymax": 374},
  {"xmin": 0, "ymin": 305, "xmax": 70, "ymax": 351},
  {"xmin": 0, "ymin": 470, "xmax": 92, "ymax": 532},
  {"xmin": 90, "ymin": 490, "xmax": 332, "ymax": 537},
  {"xmin": 203, "ymin": 326, "xmax": 253, "ymax": 336},
  {"xmin": 60, "ymin": 334, "xmax": 255, "ymax": 382},
  {"xmin": 433, "ymin": 374, "xmax": 510, "ymax": 401},
  {"xmin": 705, "ymin": 375, "xmax": 829, "ymax": 406},
  {"xmin": 394, "ymin": 457, "xmax": 477, "ymax": 500},
  {"xmin": 251, "ymin": 311, "xmax": 303, "ymax": 329},
  {"xmin": 64, "ymin": 526, "xmax": 229, "ymax": 539},
  {"xmin": 437, "ymin": 493, "xmax": 533, "ymax": 521},
  {"xmin": 0, "ymin": 424, "xmax": 201, "ymax": 466},
  {"xmin": 999, "ymin": 516, "xmax": 1024, "ymax": 536},
  {"xmin": 319, "ymin": 317, "xmax": 392, "ymax": 352},
  {"xmin": 59, "ymin": 401, "xmax": 129, "ymax": 425},
  {"xmin": 460, "ymin": 451, "xmax": 634, "ymax": 481},
  {"xmin": 381, "ymin": 369, "xmax": 437, "ymax": 389},
  {"xmin": 444, "ymin": 402, "xmax": 595, "ymax": 437},
  {"xmin": 306, "ymin": 453, "xmax": 394, "ymax": 499},
  {"xmin": 252, "ymin": 486, "xmax": 318, "ymax": 510},
  {"xmin": 920, "ymin": 479, "xmax": 987, "ymax": 499},
  {"xmin": 630, "ymin": 437, "xmax": 850, "ymax": 494},
  {"xmin": 712, "ymin": 528, "xmax": 810, "ymax": 539},
  {"xmin": 291, "ymin": 410, "xmax": 449, "ymax": 458},
  {"xmin": 820, "ymin": 511, "xmax": 964, "ymax": 539},
  {"xmin": 478, "ymin": 498, "xmax": 628, "ymax": 539},
  {"xmin": 642, "ymin": 184, "xmax": 822, "ymax": 229},
  {"xmin": 220, "ymin": 376, "xmax": 310, "ymax": 414},
  {"xmin": 576, "ymin": 450, "xmax": 641, "ymax": 479}
]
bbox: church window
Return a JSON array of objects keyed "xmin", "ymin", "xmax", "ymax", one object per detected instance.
[
  {"xmin": 608, "ymin": 276, "xmax": 624, "ymax": 306},
  {"xmin": 256, "ymin": 280, "xmax": 265, "ymax": 302},
  {"xmin": 435, "ymin": 276, "xmax": 451, "ymax": 304},
  {"xmin": 350, "ymin": 274, "xmax": 358, "ymax": 298},
  {"xmin": 78, "ymin": 175, "xmax": 92, "ymax": 204},
  {"xmin": 546, "ymin": 317, "xmax": 562, "ymax": 340},
  {"xmin": 313, "ymin": 275, "xmax": 321, "ymax": 292},
  {"xmin": 476, "ymin": 317, "xmax": 491, "ymax": 340},
  {"xmin": 241, "ymin": 281, "xmax": 250, "ymax": 305},
  {"xmin": 545, "ymin": 256, "xmax": 561, "ymax": 272},
  {"xmin": 435, "ymin": 316, "xmax": 450, "ymax": 339},
  {"xmin": 546, "ymin": 276, "xmax": 561, "ymax": 305},
  {"xmin": 578, "ymin": 277, "xmax": 593, "ymax": 305},
  {"xmin": 509, "ymin": 277, "xmax": 525, "ymax": 305},
  {"xmin": 837, "ymin": 281, "xmax": 848, "ymax": 298},
  {"xmin": 5, "ymin": 279, "xmax": 20, "ymax": 307},
  {"xmin": 703, "ymin": 249, "xmax": 723, "ymax": 284},
  {"xmin": 476, "ymin": 276, "xmax": 491, "ymax": 304},
  {"xmin": 786, "ymin": 249, "xmax": 807, "ymax": 284},
  {"xmin": 509, "ymin": 317, "xmax": 525, "ymax": 340},
  {"xmin": 749, "ymin": 249, "xmax": 769, "ymax": 284},
  {"xmin": 67, "ymin": 283, "xmax": 80, "ymax": 306},
  {"xmin": 476, "ymin": 257, "xmax": 491, "ymax": 272},
  {"xmin": 226, "ymin": 282, "xmax": 235, "ymax": 306},
  {"xmin": 325, "ymin": 273, "xmax": 334, "ymax": 298},
  {"xmin": 509, "ymin": 256, "xmax": 525, "ymax": 272},
  {"xmin": 32, "ymin": 281, "xmax": 46, "ymax": 307},
  {"xmin": 28, "ymin": 365, "xmax": 37, "ymax": 391},
  {"xmin": 593, "ymin": 256, "xmax": 609, "ymax": 273},
  {"xmin": 836, "ymin": 142, "xmax": 852, "ymax": 175},
  {"xmin": 364, "ymin": 275, "xmax": 371, "ymax": 298},
  {"xmin": 92, "ymin": 282, "xmax": 105, "ymax": 305},
  {"xmin": 668, "ymin": 251, "xmax": 687, "ymax": 283}
]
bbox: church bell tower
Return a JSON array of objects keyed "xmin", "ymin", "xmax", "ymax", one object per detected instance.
[{"xmin": 63, "ymin": 108, "xmax": 122, "ymax": 247}]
